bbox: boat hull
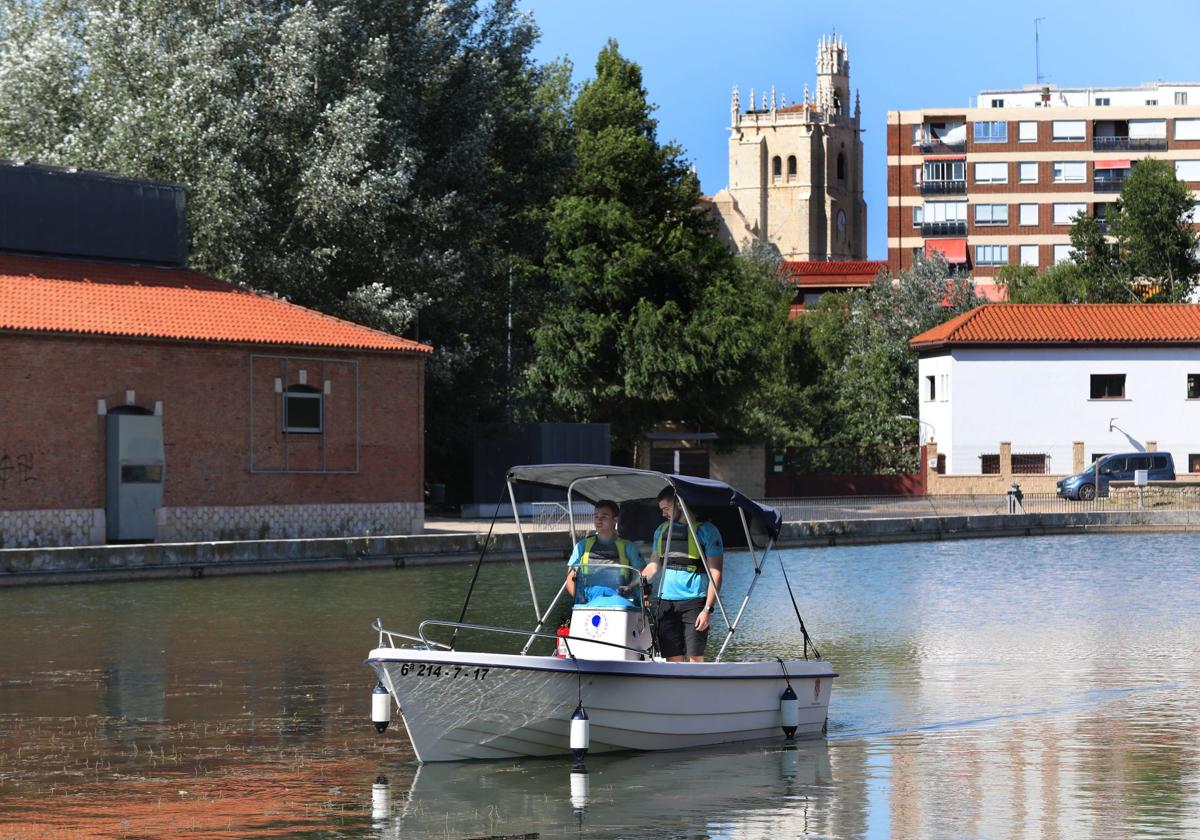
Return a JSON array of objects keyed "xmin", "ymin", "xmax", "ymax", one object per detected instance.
[{"xmin": 367, "ymin": 648, "xmax": 835, "ymax": 762}]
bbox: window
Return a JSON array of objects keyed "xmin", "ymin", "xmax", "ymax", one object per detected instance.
[
  {"xmin": 1013, "ymin": 454, "xmax": 1048, "ymax": 474},
  {"xmin": 1053, "ymin": 244, "xmax": 1074, "ymax": 264},
  {"xmin": 787, "ymin": 155, "xmax": 797, "ymax": 179},
  {"xmin": 1095, "ymin": 97, "xmax": 1110, "ymax": 106},
  {"xmin": 974, "ymin": 121, "xmax": 1008, "ymax": 143},
  {"xmin": 284, "ymin": 384, "xmax": 323, "ymax": 432},
  {"xmin": 1053, "ymin": 203, "xmax": 1087, "ymax": 225},
  {"xmin": 974, "ymin": 161, "xmax": 1008, "ymax": 184},
  {"xmin": 980, "ymin": 454, "xmax": 1000, "ymax": 474},
  {"xmin": 1147, "ymin": 99, "xmax": 1158, "ymax": 106},
  {"xmin": 772, "ymin": 155, "xmax": 782, "ymax": 182},
  {"xmin": 121, "ymin": 465, "xmax": 164, "ymax": 483},
  {"xmin": 1018, "ymin": 121, "xmax": 1038, "ymax": 142},
  {"xmin": 1189, "ymin": 202, "xmax": 1200, "ymax": 224},
  {"xmin": 837, "ymin": 152, "xmax": 846, "ymax": 182},
  {"xmin": 913, "ymin": 206, "xmax": 923, "ymax": 226},
  {"xmin": 1191, "ymin": 454, "xmax": 1200, "ymax": 473},
  {"xmin": 1020, "ymin": 244, "xmax": 1039, "ymax": 266},
  {"xmin": 1188, "ymin": 374, "xmax": 1200, "ymax": 399},
  {"xmin": 1153, "ymin": 454, "xmax": 1169, "ymax": 471},
  {"xmin": 974, "ymin": 204, "xmax": 1008, "ymax": 225},
  {"xmin": 1128, "ymin": 119, "xmax": 1166, "ymax": 139},
  {"xmin": 1019, "ymin": 161, "xmax": 1039, "ymax": 183},
  {"xmin": 1175, "ymin": 160, "xmax": 1200, "ymax": 181},
  {"xmin": 991, "ymin": 98, "xmax": 1004, "ymax": 108},
  {"xmin": 924, "ymin": 160, "xmax": 966, "ymax": 182},
  {"xmin": 1176, "ymin": 91, "xmax": 1188, "ymax": 106},
  {"xmin": 1052, "ymin": 120, "xmax": 1086, "ymax": 141},
  {"xmin": 921, "ymin": 201, "xmax": 967, "ymax": 222},
  {"xmin": 1176, "ymin": 119, "xmax": 1200, "ymax": 140},
  {"xmin": 1052, "ymin": 161, "xmax": 1086, "ymax": 183},
  {"xmin": 975, "ymin": 244, "xmax": 1009, "ymax": 265},
  {"xmin": 1090, "ymin": 374, "xmax": 1126, "ymax": 400},
  {"xmin": 1019, "ymin": 204, "xmax": 1039, "ymax": 226},
  {"xmin": 925, "ymin": 375, "xmax": 936, "ymax": 401}
]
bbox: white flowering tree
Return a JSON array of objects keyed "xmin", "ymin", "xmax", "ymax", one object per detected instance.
[{"xmin": 0, "ymin": 0, "xmax": 573, "ymax": 490}]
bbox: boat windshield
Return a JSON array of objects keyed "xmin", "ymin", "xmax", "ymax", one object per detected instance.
[{"xmin": 573, "ymin": 564, "xmax": 645, "ymax": 611}]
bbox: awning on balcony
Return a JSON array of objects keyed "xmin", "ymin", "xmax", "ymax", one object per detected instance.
[
  {"xmin": 1094, "ymin": 159, "xmax": 1131, "ymax": 170},
  {"xmin": 925, "ymin": 155, "xmax": 966, "ymax": 161},
  {"xmin": 925, "ymin": 238, "xmax": 968, "ymax": 263}
]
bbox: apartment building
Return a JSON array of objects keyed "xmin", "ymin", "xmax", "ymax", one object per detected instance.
[{"xmin": 887, "ymin": 82, "xmax": 1200, "ymax": 286}]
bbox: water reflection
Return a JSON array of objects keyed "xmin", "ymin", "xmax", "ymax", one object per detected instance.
[
  {"xmin": 369, "ymin": 741, "xmax": 836, "ymax": 839},
  {"xmin": 0, "ymin": 533, "xmax": 1198, "ymax": 838}
]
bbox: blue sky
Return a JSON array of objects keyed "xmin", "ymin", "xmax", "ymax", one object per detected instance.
[{"xmin": 520, "ymin": 0, "xmax": 1200, "ymax": 260}]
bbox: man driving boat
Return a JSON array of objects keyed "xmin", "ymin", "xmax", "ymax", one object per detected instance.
[{"xmin": 565, "ymin": 499, "xmax": 644, "ymax": 604}]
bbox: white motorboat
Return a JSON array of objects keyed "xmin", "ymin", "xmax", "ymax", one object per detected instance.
[{"xmin": 367, "ymin": 464, "xmax": 835, "ymax": 763}]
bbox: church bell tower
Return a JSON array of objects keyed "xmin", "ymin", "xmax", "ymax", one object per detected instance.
[{"xmin": 709, "ymin": 33, "xmax": 867, "ymax": 261}]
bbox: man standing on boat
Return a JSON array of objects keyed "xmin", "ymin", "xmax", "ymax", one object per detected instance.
[
  {"xmin": 566, "ymin": 499, "xmax": 644, "ymax": 602},
  {"xmin": 642, "ymin": 487, "xmax": 724, "ymax": 662}
]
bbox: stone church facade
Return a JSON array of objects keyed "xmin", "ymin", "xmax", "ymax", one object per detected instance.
[{"xmin": 709, "ymin": 34, "xmax": 867, "ymax": 261}]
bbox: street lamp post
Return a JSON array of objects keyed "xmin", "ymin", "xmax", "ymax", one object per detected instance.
[{"xmin": 896, "ymin": 414, "xmax": 935, "ymax": 445}]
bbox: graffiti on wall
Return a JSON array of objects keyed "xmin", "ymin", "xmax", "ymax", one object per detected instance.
[{"xmin": 0, "ymin": 451, "xmax": 36, "ymax": 487}]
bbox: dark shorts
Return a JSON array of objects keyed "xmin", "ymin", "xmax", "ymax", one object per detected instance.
[{"xmin": 656, "ymin": 597, "xmax": 708, "ymax": 659}]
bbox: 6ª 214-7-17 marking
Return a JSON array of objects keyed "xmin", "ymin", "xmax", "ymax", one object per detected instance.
[{"xmin": 398, "ymin": 663, "xmax": 489, "ymax": 680}]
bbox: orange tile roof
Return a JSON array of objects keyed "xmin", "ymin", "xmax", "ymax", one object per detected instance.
[
  {"xmin": 0, "ymin": 254, "xmax": 431, "ymax": 353},
  {"xmin": 781, "ymin": 260, "xmax": 888, "ymax": 287},
  {"xmin": 911, "ymin": 304, "xmax": 1200, "ymax": 350}
]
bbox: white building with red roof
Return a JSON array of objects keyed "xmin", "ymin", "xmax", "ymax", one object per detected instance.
[
  {"xmin": 0, "ymin": 163, "xmax": 429, "ymax": 548},
  {"xmin": 909, "ymin": 304, "xmax": 1200, "ymax": 477}
]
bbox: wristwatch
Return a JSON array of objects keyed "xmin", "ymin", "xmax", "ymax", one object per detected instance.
[{"xmin": 705, "ymin": 604, "xmax": 714, "ymax": 613}]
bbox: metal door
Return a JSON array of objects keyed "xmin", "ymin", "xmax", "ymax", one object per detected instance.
[{"xmin": 105, "ymin": 412, "xmax": 165, "ymax": 541}]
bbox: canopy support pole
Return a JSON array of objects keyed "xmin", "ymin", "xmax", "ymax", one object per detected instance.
[
  {"xmin": 507, "ymin": 479, "xmax": 542, "ymax": 621},
  {"xmin": 715, "ymin": 508, "xmax": 766, "ymax": 662},
  {"xmin": 677, "ymin": 498, "xmax": 729, "ymax": 627},
  {"xmin": 520, "ymin": 579, "xmax": 569, "ymax": 655}
]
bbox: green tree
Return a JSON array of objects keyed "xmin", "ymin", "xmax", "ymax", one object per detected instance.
[
  {"xmin": 522, "ymin": 41, "xmax": 794, "ymax": 455},
  {"xmin": 0, "ymin": 0, "xmax": 573, "ymax": 487},
  {"xmin": 1110, "ymin": 158, "xmax": 1199, "ymax": 301},
  {"xmin": 1068, "ymin": 211, "xmax": 1135, "ymax": 301},
  {"xmin": 997, "ymin": 262, "xmax": 1090, "ymax": 303},
  {"xmin": 800, "ymin": 254, "xmax": 973, "ymax": 473}
]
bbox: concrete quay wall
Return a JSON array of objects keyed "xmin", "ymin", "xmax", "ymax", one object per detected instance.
[
  {"xmin": 3, "ymin": 511, "xmax": 1198, "ymax": 586},
  {"xmin": 0, "ymin": 530, "xmax": 572, "ymax": 587}
]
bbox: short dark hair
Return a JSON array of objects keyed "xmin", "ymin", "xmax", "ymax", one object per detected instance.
[
  {"xmin": 656, "ymin": 487, "xmax": 676, "ymax": 503},
  {"xmin": 594, "ymin": 499, "xmax": 620, "ymax": 517}
]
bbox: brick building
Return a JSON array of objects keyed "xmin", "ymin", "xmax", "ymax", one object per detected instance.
[
  {"xmin": 0, "ymin": 164, "xmax": 429, "ymax": 548},
  {"xmin": 780, "ymin": 260, "xmax": 887, "ymax": 315},
  {"xmin": 887, "ymin": 81, "xmax": 1200, "ymax": 286}
]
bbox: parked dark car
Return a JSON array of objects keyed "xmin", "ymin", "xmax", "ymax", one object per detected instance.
[{"xmin": 1056, "ymin": 452, "xmax": 1175, "ymax": 500}]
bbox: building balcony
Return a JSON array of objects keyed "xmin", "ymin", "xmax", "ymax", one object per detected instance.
[
  {"xmin": 920, "ymin": 180, "xmax": 967, "ymax": 196},
  {"xmin": 1094, "ymin": 179, "xmax": 1126, "ymax": 193},
  {"xmin": 1092, "ymin": 136, "xmax": 1167, "ymax": 152},
  {"xmin": 921, "ymin": 221, "xmax": 968, "ymax": 237},
  {"xmin": 919, "ymin": 140, "xmax": 966, "ymax": 154}
]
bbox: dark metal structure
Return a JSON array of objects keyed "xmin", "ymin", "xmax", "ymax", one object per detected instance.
[{"xmin": 0, "ymin": 161, "xmax": 187, "ymax": 266}]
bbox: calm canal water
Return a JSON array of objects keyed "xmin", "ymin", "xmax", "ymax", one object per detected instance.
[{"xmin": 2, "ymin": 532, "xmax": 1199, "ymax": 839}]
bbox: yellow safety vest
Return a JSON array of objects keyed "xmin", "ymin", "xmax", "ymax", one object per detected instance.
[
  {"xmin": 656, "ymin": 524, "xmax": 704, "ymax": 575},
  {"xmin": 580, "ymin": 536, "xmax": 635, "ymax": 582}
]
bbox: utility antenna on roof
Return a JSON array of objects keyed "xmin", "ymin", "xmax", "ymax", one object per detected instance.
[{"xmin": 1034, "ymin": 17, "xmax": 1046, "ymax": 84}]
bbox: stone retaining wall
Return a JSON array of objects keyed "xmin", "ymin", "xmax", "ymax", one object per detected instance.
[
  {"xmin": 156, "ymin": 502, "xmax": 424, "ymax": 542},
  {"xmin": 5, "ymin": 510, "xmax": 1200, "ymax": 586},
  {"xmin": 0, "ymin": 509, "xmax": 105, "ymax": 549}
]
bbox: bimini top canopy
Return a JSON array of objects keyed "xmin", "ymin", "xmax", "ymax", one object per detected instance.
[{"xmin": 506, "ymin": 464, "xmax": 782, "ymax": 543}]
